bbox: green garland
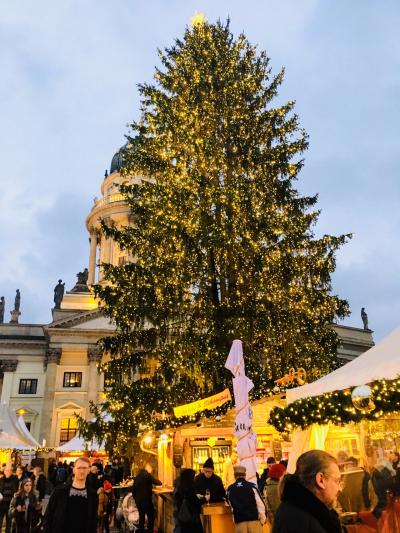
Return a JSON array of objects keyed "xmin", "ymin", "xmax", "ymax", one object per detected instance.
[{"xmin": 268, "ymin": 377, "xmax": 400, "ymax": 433}]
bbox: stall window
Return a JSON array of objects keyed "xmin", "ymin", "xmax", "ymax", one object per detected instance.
[
  {"xmin": 59, "ymin": 417, "xmax": 78, "ymax": 444},
  {"xmin": 19, "ymin": 379, "xmax": 38, "ymax": 394},
  {"xmin": 63, "ymin": 372, "xmax": 82, "ymax": 388}
]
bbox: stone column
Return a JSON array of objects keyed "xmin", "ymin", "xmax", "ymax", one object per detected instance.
[
  {"xmin": 88, "ymin": 231, "xmax": 98, "ymax": 285},
  {"xmin": 98, "ymin": 234, "xmax": 105, "ymax": 282},
  {"xmin": 39, "ymin": 348, "xmax": 61, "ymax": 445},
  {"xmin": 0, "ymin": 359, "xmax": 18, "ymax": 403},
  {"xmin": 86, "ymin": 346, "xmax": 102, "ymax": 419}
]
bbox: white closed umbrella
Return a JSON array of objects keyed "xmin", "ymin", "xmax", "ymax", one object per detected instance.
[{"xmin": 225, "ymin": 339, "xmax": 258, "ymax": 483}]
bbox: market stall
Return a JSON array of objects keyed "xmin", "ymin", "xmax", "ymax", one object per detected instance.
[
  {"xmin": 269, "ymin": 326, "xmax": 400, "ymax": 471},
  {"xmin": 0, "ymin": 403, "xmax": 39, "ymax": 464},
  {"xmin": 269, "ymin": 327, "xmax": 400, "ymax": 532},
  {"xmin": 56, "ymin": 434, "xmax": 107, "ymax": 462}
]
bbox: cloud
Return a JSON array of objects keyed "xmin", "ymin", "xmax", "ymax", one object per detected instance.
[{"xmin": 0, "ymin": 0, "xmax": 399, "ymax": 342}]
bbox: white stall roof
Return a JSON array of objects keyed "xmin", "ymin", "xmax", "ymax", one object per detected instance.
[
  {"xmin": 0, "ymin": 403, "xmax": 38, "ymax": 449},
  {"xmin": 17, "ymin": 415, "xmax": 41, "ymax": 448},
  {"xmin": 57, "ymin": 434, "xmax": 104, "ymax": 452},
  {"xmin": 287, "ymin": 327, "xmax": 400, "ymax": 404}
]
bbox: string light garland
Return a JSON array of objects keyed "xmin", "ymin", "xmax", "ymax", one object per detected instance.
[
  {"xmin": 268, "ymin": 377, "xmax": 400, "ymax": 433},
  {"xmin": 78, "ymin": 19, "xmax": 350, "ymax": 452}
]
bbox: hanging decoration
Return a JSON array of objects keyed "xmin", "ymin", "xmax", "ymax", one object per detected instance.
[
  {"xmin": 351, "ymin": 385, "xmax": 375, "ymax": 413},
  {"xmin": 269, "ymin": 376, "xmax": 400, "ymax": 433},
  {"xmin": 274, "ymin": 367, "xmax": 307, "ymax": 387},
  {"xmin": 173, "ymin": 389, "xmax": 231, "ymax": 418}
]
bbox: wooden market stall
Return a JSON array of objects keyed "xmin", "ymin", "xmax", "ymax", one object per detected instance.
[{"xmin": 268, "ymin": 327, "xmax": 400, "ymax": 532}]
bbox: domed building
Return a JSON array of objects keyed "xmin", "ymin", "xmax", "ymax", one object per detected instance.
[{"xmin": 86, "ymin": 144, "xmax": 135, "ymax": 286}]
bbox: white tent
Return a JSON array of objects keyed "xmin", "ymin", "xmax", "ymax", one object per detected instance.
[
  {"xmin": 285, "ymin": 327, "xmax": 400, "ymax": 472},
  {"xmin": 0, "ymin": 403, "xmax": 38, "ymax": 450},
  {"xmin": 287, "ymin": 326, "xmax": 400, "ymax": 404},
  {"xmin": 56, "ymin": 434, "xmax": 104, "ymax": 452},
  {"xmin": 17, "ymin": 415, "xmax": 41, "ymax": 448}
]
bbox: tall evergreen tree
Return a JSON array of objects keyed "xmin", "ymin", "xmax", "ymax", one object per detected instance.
[{"xmin": 85, "ymin": 18, "xmax": 349, "ymax": 447}]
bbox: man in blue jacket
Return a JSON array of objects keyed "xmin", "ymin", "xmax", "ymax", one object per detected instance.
[{"xmin": 227, "ymin": 465, "xmax": 266, "ymax": 533}]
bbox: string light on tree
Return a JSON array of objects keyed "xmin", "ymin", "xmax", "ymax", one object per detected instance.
[{"xmin": 78, "ymin": 18, "xmax": 350, "ymax": 451}]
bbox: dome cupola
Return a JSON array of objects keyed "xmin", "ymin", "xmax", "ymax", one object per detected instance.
[{"xmin": 110, "ymin": 143, "xmax": 127, "ymax": 174}]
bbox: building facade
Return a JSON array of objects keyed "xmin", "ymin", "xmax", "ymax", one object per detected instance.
[{"xmin": 0, "ymin": 147, "xmax": 375, "ymax": 448}]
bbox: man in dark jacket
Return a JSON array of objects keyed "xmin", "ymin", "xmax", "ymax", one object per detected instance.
[
  {"xmin": 132, "ymin": 463, "xmax": 162, "ymax": 533},
  {"xmin": 43, "ymin": 456, "xmax": 98, "ymax": 533},
  {"xmin": 194, "ymin": 457, "xmax": 226, "ymax": 503},
  {"xmin": 227, "ymin": 465, "xmax": 266, "ymax": 532},
  {"xmin": 32, "ymin": 465, "xmax": 48, "ymax": 502},
  {"xmin": 0, "ymin": 465, "xmax": 19, "ymax": 533},
  {"xmin": 273, "ymin": 450, "xmax": 343, "ymax": 533},
  {"xmin": 86, "ymin": 463, "xmax": 102, "ymax": 491}
]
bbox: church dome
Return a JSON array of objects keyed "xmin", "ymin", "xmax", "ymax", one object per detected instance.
[{"xmin": 110, "ymin": 144, "xmax": 127, "ymax": 174}]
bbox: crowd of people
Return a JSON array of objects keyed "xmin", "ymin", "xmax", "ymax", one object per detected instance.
[
  {"xmin": 0, "ymin": 464, "xmax": 47, "ymax": 533},
  {"xmin": 0, "ymin": 457, "xmax": 130, "ymax": 533},
  {"xmin": 1, "ymin": 447, "xmax": 399, "ymax": 533},
  {"xmin": 172, "ymin": 449, "xmax": 400, "ymax": 533}
]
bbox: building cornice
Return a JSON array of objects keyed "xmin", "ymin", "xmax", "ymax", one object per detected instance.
[
  {"xmin": 45, "ymin": 308, "xmax": 104, "ymax": 330},
  {"xmin": 0, "ymin": 339, "xmax": 47, "ymax": 349}
]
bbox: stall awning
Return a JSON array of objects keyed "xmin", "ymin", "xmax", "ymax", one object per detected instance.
[
  {"xmin": 287, "ymin": 327, "xmax": 400, "ymax": 404},
  {"xmin": 0, "ymin": 403, "xmax": 38, "ymax": 449},
  {"xmin": 57, "ymin": 434, "xmax": 104, "ymax": 452}
]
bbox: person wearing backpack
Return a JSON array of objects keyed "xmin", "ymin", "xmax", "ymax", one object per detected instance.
[{"xmin": 174, "ymin": 469, "xmax": 203, "ymax": 533}]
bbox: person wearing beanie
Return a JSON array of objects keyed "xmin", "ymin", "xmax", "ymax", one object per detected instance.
[
  {"xmin": 264, "ymin": 463, "xmax": 286, "ymax": 525},
  {"xmin": 227, "ymin": 465, "xmax": 266, "ymax": 533},
  {"xmin": 97, "ymin": 480, "xmax": 113, "ymax": 533},
  {"xmin": 194, "ymin": 457, "xmax": 226, "ymax": 504}
]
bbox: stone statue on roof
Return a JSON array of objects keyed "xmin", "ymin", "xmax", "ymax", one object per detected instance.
[
  {"xmin": 0, "ymin": 296, "xmax": 4, "ymax": 323},
  {"xmin": 54, "ymin": 280, "xmax": 65, "ymax": 309},
  {"xmin": 10, "ymin": 290, "xmax": 21, "ymax": 323},
  {"xmin": 14, "ymin": 289, "xmax": 21, "ymax": 312},
  {"xmin": 71, "ymin": 268, "xmax": 90, "ymax": 293},
  {"xmin": 361, "ymin": 307, "xmax": 369, "ymax": 330}
]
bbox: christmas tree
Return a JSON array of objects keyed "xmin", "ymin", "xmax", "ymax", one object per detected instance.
[{"xmin": 83, "ymin": 18, "xmax": 350, "ymax": 447}]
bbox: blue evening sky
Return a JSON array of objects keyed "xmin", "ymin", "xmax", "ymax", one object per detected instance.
[{"xmin": 1, "ymin": 0, "xmax": 399, "ymax": 341}]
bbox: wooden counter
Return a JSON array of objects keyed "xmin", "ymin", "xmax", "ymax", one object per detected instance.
[
  {"xmin": 155, "ymin": 488, "xmax": 174, "ymax": 533},
  {"xmin": 202, "ymin": 502, "xmax": 235, "ymax": 533}
]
